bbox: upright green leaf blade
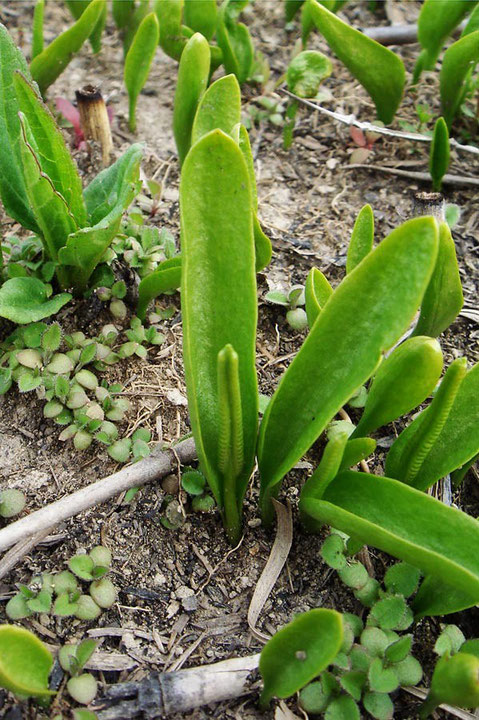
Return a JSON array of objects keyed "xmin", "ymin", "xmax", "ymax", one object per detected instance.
[
  {"xmin": 302, "ymin": 471, "xmax": 479, "ymax": 611},
  {"xmin": 346, "ymin": 204, "xmax": 374, "ymax": 274},
  {"xmin": 258, "ymin": 217, "xmax": 438, "ymax": 514},
  {"xmin": 137, "ymin": 257, "xmax": 182, "ymax": 320},
  {"xmin": 305, "ymin": 267, "xmax": 333, "ymax": 327},
  {"xmin": 124, "ymin": 12, "xmax": 159, "ymax": 132},
  {"xmin": 216, "ymin": 0, "xmax": 254, "ymax": 83},
  {"xmin": 307, "ymin": 0, "xmax": 405, "ymax": 124},
  {"xmin": 440, "ymin": 30, "xmax": 479, "ymax": 127},
  {"xmin": 30, "ymin": 0, "xmax": 105, "ymax": 93},
  {"xmin": 173, "ymin": 33, "xmax": 211, "ymax": 165},
  {"xmin": 259, "ymin": 609, "xmax": 343, "ymax": 707},
  {"xmin": 183, "ymin": 0, "xmax": 217, "ymax": 40},
  {"xmin": 386, "ymin": 360, "xmax": 479, "ymax": 491},
  {"xmin": 32, "ymin": 0, "xmax": 45, "ymax": 59},
  {"xmin": 412, "ymin": 222, "xmax": 463, "ymax": 338},
  {"xmin": 417, "ymin": 0, "xmax": 477, "ymax": 72},
  {"xmin": 429, "ymin": 117, "xmax": 450, "ymax": 192},
  {"xmin": 0, "ymin": 24, "xmax": 38, "ymax": 231},
  {"xmin": 155, "ymin": 0, "xmax": 185, "ymax": 61},
  {"xmin": 13, "ymin": 72, "xmax": 86, "ymax": 227},
  {"xmin": 353, "ymin": 336, "xmax": 443, "ymax": 438},
  {"xmin": 180, "ymin": 129, "xmax": 257, "ymax": 513},
  {"xmin": 191, "ymin": 74, "xmax": 241, "ymax": 145}
]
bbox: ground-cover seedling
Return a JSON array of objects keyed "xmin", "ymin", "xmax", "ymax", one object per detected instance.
[
  {"xmin": 283, "ymin": 49, "xmax": 332, "ymax": 149},
  {"xmin": 0, "ymin": 26, "xmax": 143, "ymax": 295},
  {"xmin": 0, "ymin": 489, "xmax": 26, "ymax": 518},
  {"xmin": 259, "ymin": 609, "xmax": 343, "ymax": 708},
  {"xmin": 124, "ymin": 12, "xmax": 159, "ymax": 132},
  {"xmin": 0, "ymin": 625, "xmax": 54, "ymax": 701},
  {"xmin": 59, "ymin": 639, "xmax": 99, "ymax": 705},
  {"xmin": 30, "ymin": 0, "xmax": 106, "ymax": 94},
  {"xmin": 265, "ymin": 284, "xmax": 308, "ymax": 331},
  {"xmin": 5, "ymin": 545, "xmax": 117, "ymax": 622}
]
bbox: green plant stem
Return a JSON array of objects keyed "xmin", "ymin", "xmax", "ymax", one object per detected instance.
[
  {"xmin": 128, "ymin": 95, "xmax": 137, "ymax": 133},
  {"xmin": 223, "ymin": 469, "xmax": 241, "ymax": 546},
  {"xmin": 418, "ymin": 695, "xmax": 439, "ymax": 719}
]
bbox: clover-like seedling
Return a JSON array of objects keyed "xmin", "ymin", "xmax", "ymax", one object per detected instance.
[
  {"xmin": 0, "ymin": 488, "xmax": 26, "ymax": 518},
  {"xmin": 265, "ymin": 284, "xmax": 308, "ymax": 331},
  {"xmin": 179, "ymin": 468, "xmax": 215, "ymax": 512},
  {"xmin": 298, "ymin": 538, "xmax": 424, "ymax": 717},
  {"xmin": 59, "ymin": 639, "xmax": 99, "ymax": 705},
  {"xmin": 6, "ymin": 573, "xmax": 54, "ymax": 619}
]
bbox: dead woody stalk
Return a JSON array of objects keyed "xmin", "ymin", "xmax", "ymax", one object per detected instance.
[{"xmin": 76, "ymin": 85, "xmax": 113, "ymax": 166}]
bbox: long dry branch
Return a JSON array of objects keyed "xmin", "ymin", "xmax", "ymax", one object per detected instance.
[
  {"xmin": 362, "ymin": 20, "xmax": 466, "ymax": 46},
  {"xmin": 346, "ymin": 164, "xmax": 479, "ymax": 188},
  {"xmin": 95, "ymin": 653, "xmax": 261, "ymax": 719},
  {"xmin": 0, "ymin": 437, "xmax": 196, "ymax": 554},
  {"xmin": 279, "ymin": 89, "xmax": 479, "ymax": 157}
]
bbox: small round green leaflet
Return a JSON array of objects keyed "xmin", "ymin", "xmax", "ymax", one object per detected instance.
[
  {"xmin": 259, "ymin": 608, "xmax": 343, "ymax": 707},
  {"xmin": 286, "ymin": 50, "xmax": 332, "ymax": 97},
  {"xmin": 0, "ymin": 624, "xmax": 55, "ymax": 699}
]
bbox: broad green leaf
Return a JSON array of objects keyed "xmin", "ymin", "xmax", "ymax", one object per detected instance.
[
  {"xmin": 180, "ymin": 129, "xmax": 257, "ymax": 528},
  {"xmin": 82, "ymin": 143, "xmax": 143, "ymax": 226},
  {"xmin": 308, "ymin": 0, "xmax": 405, "ymax": 124},
  {"xmin": 124, "ymin": 13, "xmax": 159, "ymax": 132},
  {"xmin": 346, "ymin": 204, "xmax": 374, "ymax": 274},
  {"xmin": 137, "ymin": 256, "xmax": 181, "ymax": 320},
  {"xmin": 13, "ymin": 72, "xmax": 86, "ymax": 227},
  {"xmin": 302, "ymin": 471, "xmax": 479, "ymax": 611},
  {"xmin": 413, "ymin": 575, "xmax": 479, "ymax": 617},
  {"xmin": 286, "ymin": 50, "xmax": 332, "ymax": 97},
  {"xmin": 429, "ymin": 117, "xmax": 450, "ymax": 192},
  {"xmin": 440, "ymin": 30, "xmax": 479, "ymax": 128},
  {"xmin": 416, "ymin": 0, "xmax": 477, "ymax": 74},
  {"xmin": 59, "ymin": 220, "xmax": 124, "ymax": 291},
  {"xmin": 462, "ymin": 3, "xmax": 479, "ymax": 36},
  {"xmin": 386, "ymin": 360, "xmax": 479, "ymax": 491},
  {"xmin": 339, "ymin": 437, "xmax": 376, "ymax": 471},
  {"xmin": 183, "ymin": 0, "xmax": 217, "ymax": 40},
  {"xmin": 0, "ymin": 278, "xmax": 71, "ymax": 324},
  {"xmin": 0, "ymin": 24, "xmax": 39, "ymax": 231},
  {"xmin": 259, "ymin": 609, "xmax": 343, "ymax": 707},
  {"xmin": 155, "ymin": 0, "xmax": 186, "ymax": 61},
  {"xmin": 0, "ymin": 625, "xmax": 54, "ymax": 699},
  {"xmin": 427, "ymin": 653, "xmax": 479, "ymax": 711},
  {"xmin": 191, "ymin": 74, "xmax": 241, "ymax": 146},
  {"xmin": 65, "ymin": 0, "xmax": 107, "ymax": 54},
  {"xmin": 216, "ymin": 0, "xmax": 254, "ymax": 84},
  {"xmin": 32, "ymin": 0, "xmax": 45, "ymax": 59},
  {"xmin": 30, "ymin": 0, "xmax": 105, "ymax": 94},
  {"xmin": 173, "ymin": 33, "xmax": 211, "ymax": 165},
  {"xmin": 386, "ymin": 358, "xmax": 466, "ymax": 488},
  {"xmin": 112, "ymin": 0, "xmax": 134, "ymax": 29},
  {"xmin": 286, "ymin": 0, "xmax": 305, "ymax": 22},
  {"xmin": 412, "ymin": 223, "xmax": 463, "ymax": 338},
  {"xmin": 305, "ymin": 267, "xmax": 333, "ymax": 327},
  {"xmin": 18, "ymin": 114, "xmax": 78, "ymax": 267},
  {"xmin": 257, "ymin": 217, "xmax": 438, "ymax": 518},
  {"xmin": 352, "ymin": 336, "xmax": 443, "ymax": 438}
]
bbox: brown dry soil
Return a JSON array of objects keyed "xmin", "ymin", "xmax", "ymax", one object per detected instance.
[{"xmin": 0, "ymin": 2, "xmax": 479, "ymax": 719}]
